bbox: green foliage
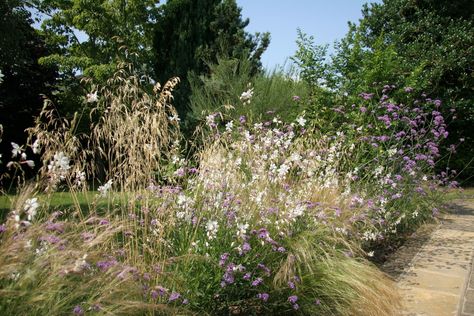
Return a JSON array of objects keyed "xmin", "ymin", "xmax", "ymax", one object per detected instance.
[
  {"xmin": 153, "ymin": 0, "xmax": 270, "ymax": 117},
  {"xmin": 346, "ymin": 0, "xmax": 474, "ymax": 180},
  {"xmin": 356, "ymin": 0, "xmax": 474, "ymax": 98},
  {"xmin": 188, "ymin": 56, "xmax": 308, "ymax": 131},
  {"xmin": 31, "ymin": 0, "xmax": 160, "ymax": 79},
  {"xmin": 291, "ymin": 28, "xmax": 331, "ymax": 89},
  {"xmin": 293, "ymin": 0, "xmax": 474, "ymax": 182},
  {"xmin": 22, "ymin": 0, "xmax": 162, "ymax": 133},
  {"xmin": 0, "ymin": 0, "xmax": 33, "ymax": 65}
]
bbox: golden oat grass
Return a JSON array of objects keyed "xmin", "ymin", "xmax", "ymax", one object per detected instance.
[{"xmin": 88, "ymin": 63, "xmax": 182, "ymax": 192}]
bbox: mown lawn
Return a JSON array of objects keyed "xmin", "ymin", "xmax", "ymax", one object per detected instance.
[
  {"xmin": 2, "ymin": 187, "xmax": 472, "ymax": 220},
  {"xmin": 0, "ymin": 191, "xmax": 102, "ymax": 221}
]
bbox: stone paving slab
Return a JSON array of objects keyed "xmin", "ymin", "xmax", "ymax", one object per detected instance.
[
  {"xmin": 400, "ymin": 287, "xmax": 459, "ymax": 316},
  {"xmin": 460, "ymin": 248, "xmax": 474, "ymax": 316},
  {"xmin": 383, "ymin": 197, "xmax": 474, "ymax": 316},
  {"xmin": 398, "ymin": 269, "xmax": 464, "ymax": 295}
]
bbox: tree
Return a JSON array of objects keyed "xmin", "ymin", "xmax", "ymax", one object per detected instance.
[
  {"xmin": 21, "ymin": 0, "xmax": 162, "ymax": 131},
  {"xmin": 153, "ymin": 0, "xmax": 270, "ymax": 118},
  {"xmin": 0, "ymin": 0, "xmax": 56, "ymax": 176}
]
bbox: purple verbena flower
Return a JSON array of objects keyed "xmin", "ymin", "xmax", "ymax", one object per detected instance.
[
  {"xmin": 45, "ymin": 222, "xmax": 65, "ymax": 233},
  {"xmin": 73, "ymin": 305, "xmax": 84, "ymax": 315},
  {"xmin": 219, "ymin": 253, "xmax": 230, "ymax": 267},
  {"xmin": 169, "ymin": 292, "xmax": 181, "ymax": 302},
  {"xmin": 257, "ymin": 293, "xmax": 270, "ymax": 302},
  {"xmin": 99, "ymin": 219, "xmax": 109, "ymax": 226},
  {"xmin": 222, "ymin": 271, "xmax": 235, "ymax": 285},
  {"xmin": 243, "ymin": 272, "xmax": 252, "ymax": 280},
  {"xmin": 39, "ymin": 235, "xmax": 61, "ymax": 244},
  {"xmin": 359, "ymin": 92, "xmax": 374, "ymax": 100},
  {"xmin": 257, "ymin": 228, "xmax": 269, "ymax": 239},
  {"xmin": 96, "ymin": 258, "xmax": 118, "ymax": 272},
  {"xmin": 288, "ymin": 295, "xmax": 298, "ymax": 304},
  {"xmin": 251, "ymin": 277, "xmax": 263, "ymax": 286},
  {"xmin": 377, "ymin": 114, "xmax": 392, "ymax": 127},
  {"xmin": 257, "ymin": 263, "xmax": 271, "ymax": 276},
  {"xmin": 156, "ymin": 286, "xmax": 167, "ymax": 297}
]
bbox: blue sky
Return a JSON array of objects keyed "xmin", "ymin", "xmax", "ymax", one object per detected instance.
[
  {"xmin": 236, "ymin": 0, "xmax": 381, "ymax": 69},
  {"xmin": 31, "ymin": 0, "xmax": 381, "ymax": 71}
]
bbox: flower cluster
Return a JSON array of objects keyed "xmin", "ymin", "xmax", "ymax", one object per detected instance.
[
  {"xmin": 239, "ymin": 84, "xmax": 254, "ymax": 105},
  {"xmin": 98, "ymin": 179, "xmax": 113, "ymax": 197}
]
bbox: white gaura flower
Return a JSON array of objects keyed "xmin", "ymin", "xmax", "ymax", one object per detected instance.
[
  {"xmin": 374, "ymin": 166, "xmax": 384, "ymax": 177},
  {"xmin": 236, "ymin": 223, "xmax": 249, "ymax": 238},
  {"xmin": 296, "ymin": 116, "xmax": 306, "ymax": 127},
  {"xmin": 72, "ymin": 254, "xmax": 88, "ymax": 273},
  {"xmin": 277, "ymin": 163, "xmax": 290, "ymax": 178},
  {"xmin": 387, "ymin": 148, "xmax": 397, "ymax": 157},
  {"xmin": 254, "ymin": 122, "xmax": 263, "ymax": 130},
  {"xmin": 225, "ymin": 120, "xmax": 233, "ymax": 132},
  {"xmin": 24, "ymin": 198, "xmax": 40, "ymax": 221},
  {"xmin": 86, "ymin": 91, "xmax": 98, "ymax": 103},
  {"xmin": 51, "ymin": 152, "xmax": 70, "ymax": 173},
  {"xmin": 47, "ymin": 151, "xmax": 71, "ymax": 181},
  {"xmin": 206, "ymin": 113, "xmax": 217, "ymax": 127},
  {"xmin": 239, "ymin": 87, "xmax": 254, "ymax": 105},
  {"xmin": 235, "ymin": 157, "xmax": 242, "ymax": 166},
  {"xmin": 205, "ymin": 220, "xmax": 219, "ymax": 240},
  {"xmin": 289, "ymin": 153, "xmax": 301, "ymax": 162},
  {"xmin": 32, "ymin": 139, "xmax": 41, "ymax": 154},
  {"xmin": 177, "ymin": 193, "xmax": 187, "ymax": 206},
  {"xmin": 11, "ymin": 142, "xmax": 21, "ymax": 158},
  {"xmin": 168, "ymin": 114, "xmax": 180, "ymax": 122},
  {"xmin": 24, "ymin": 160, "xmax": 35, "ymax": 168},
  {"xmin": 74, "ymin": 171, "xmax": 86, "ymax": 186},
  {"xmin": 98, "ymin": 179, "xmax": 113, "ymax": 197}
]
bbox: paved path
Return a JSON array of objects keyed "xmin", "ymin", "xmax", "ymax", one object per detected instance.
[{"xmin": 383, "ymin": 194, "xmax": 474, "ymax": 316}]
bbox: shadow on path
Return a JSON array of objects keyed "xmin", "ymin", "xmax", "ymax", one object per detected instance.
[{"xmin": 382, "ymin": 197, "xmax": 474, "ymax": 316}]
